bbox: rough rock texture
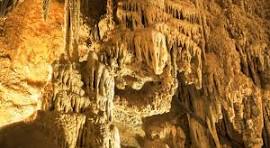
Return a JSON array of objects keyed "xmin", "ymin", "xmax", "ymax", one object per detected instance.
[{"xmin": 0, "ymin": 0, "xmax": 270, "ymax": 148}]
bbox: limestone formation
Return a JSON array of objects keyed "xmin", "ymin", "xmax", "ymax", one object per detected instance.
[{"xmin": 0, "ymin": 0, "xmax": 269, "ymax": 148}]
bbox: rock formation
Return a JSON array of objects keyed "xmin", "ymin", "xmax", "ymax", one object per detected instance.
[{"xmin": 0, "ymin": 0, "xmax": 269, "ymax": 147}]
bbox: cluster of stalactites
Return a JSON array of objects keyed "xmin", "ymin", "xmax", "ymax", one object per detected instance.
[
  {"xmin": 78, "ymin": 51, "xmax": 119, "ymax": 148},
  {"xmin": 50, "ymin": 62, "xmax": 89, "ymax": 113},
  {"xmin": 44, "ymin": 0, "xmax": 121, "ymax": 147},
  {"xmin": 49, "ymin": 54, "xmax": 120, "ymax": 148},
  {"xmin": 112, "ymin": 0, "xmax": 203, "ymax": 89},
  {"xmin": 82, "ymin": 52, "xmax": 115, "ymax": 121},
  {"xmin": 117, "ymin": 0, "xmax": 200, "ymax": 29},
  {"xmin": 98, "ymin": 29, "xmax": 169, "ymax": 76}
]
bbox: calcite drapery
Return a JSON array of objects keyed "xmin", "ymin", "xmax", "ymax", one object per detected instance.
[
  {"xmin": 46, "ymin": 0, "xmax": 270, "ymax": 147},
  {"xmin": 44, "ymin": 0, "xmax": 120, "ymax": 147},
  {"xmin": 0, "ymin": 0, "xmax": 269, "ymax": 147}
]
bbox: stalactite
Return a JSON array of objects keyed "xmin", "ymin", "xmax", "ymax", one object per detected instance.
[
  {"xmin": 42, "ymin": 0, "xmax": 50, "ymax": 21},
  {"xmin": 0, "ymin": 0, "xmax": 269, "ymax": 147},
  {"xmin": 64, "ymin": 0, "xmax": 80, "ymax": 62},
  {"xmin": 0, "ymin": 0, "xmax": 19, "ymax": 16}
]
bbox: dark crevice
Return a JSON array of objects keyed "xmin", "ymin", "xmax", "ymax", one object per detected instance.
[{"xmin": 80, "ymin": 0, "xmax": 107, "ymax": 24}]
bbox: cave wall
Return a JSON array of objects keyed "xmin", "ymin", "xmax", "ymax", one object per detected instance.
[{"xmin": 0, "ymin": 0, "xmax": 269, "ymax": 148}]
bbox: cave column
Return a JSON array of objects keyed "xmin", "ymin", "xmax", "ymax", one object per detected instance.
[{"xmin": 81, "ymin": 52, "xmax": 120, "ymax": 148}]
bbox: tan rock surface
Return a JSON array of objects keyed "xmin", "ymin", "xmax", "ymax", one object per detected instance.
[{"xmin": 0, "ymin": 0, "xmax": 269, "ymax": 148}]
